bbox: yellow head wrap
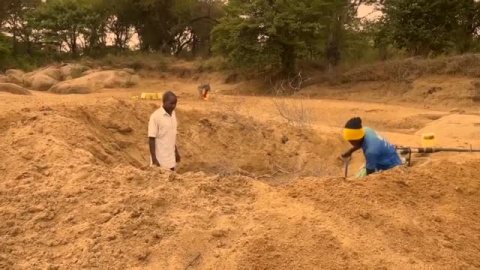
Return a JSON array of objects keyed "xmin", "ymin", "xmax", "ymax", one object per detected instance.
[{"xmin": 344, "ymin": 128, "xmax": 365, "ymax": 141}]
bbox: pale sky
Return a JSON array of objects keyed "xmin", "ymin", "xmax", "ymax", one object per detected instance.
[{"xmin": 358, "ymin": 4, "xmax": 382, "ymax": 20}]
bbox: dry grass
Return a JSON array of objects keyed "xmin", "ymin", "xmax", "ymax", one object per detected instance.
[
  {"xmin": 340, "ymin": 54, "xmax": 480, "ymax": 83},
  {"xmin": 195, "ymin": 56, "xmax": 231, "ymax": 72},
  {"xmin": 268, "ymin": 72, "xmax": 314, "ymax": 128},
  {"xmin": 81, "ymin": 53, "xmax": 174, "ymax": 71},
  {"xmin": 273, "ymin": 97, "xmax": 313, "ymax": 128},
  {"xmin": 211, "ymin": 94, "xmax": 254, "ymax": 128}
]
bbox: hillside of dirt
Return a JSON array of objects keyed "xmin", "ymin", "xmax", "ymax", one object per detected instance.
[{"xmin": 1, "ymin": 64, "xmax": 480, "ymax": 269}]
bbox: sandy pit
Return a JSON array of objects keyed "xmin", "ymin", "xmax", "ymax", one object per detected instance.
[{"xmin": 0, "ymin": 72, "xmax": 479, "ymax": 269}]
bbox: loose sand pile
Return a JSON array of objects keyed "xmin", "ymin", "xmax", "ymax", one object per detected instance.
[
  {"xmin": 0, "ymin": 83, "xmax": 32, "ymax": 95},
  {"xmin": 0, "ymin": 95, "xmax": 479, "ymax": 269},
  {"xmin": 1, "ymin": 66, "xmax": 139, "ymax": 95}
]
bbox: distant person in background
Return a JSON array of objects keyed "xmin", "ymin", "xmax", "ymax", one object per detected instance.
[
  {"xmin": 198, "ymin": 83, "xmax": 210, "ymax": 100},
  {"xmin": 342, "ymin": 117, "xmax": 402, "ymax": 177},
  {"xmin": 148, "ymin": 91, "xmax": 180, "ymax": 170}
]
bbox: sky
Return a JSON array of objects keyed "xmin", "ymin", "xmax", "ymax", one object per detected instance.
[{"xmin": 358, "ymin": 4, "xmax": 382, "ymax": 20}]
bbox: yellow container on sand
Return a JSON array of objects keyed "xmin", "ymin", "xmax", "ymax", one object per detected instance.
[
  {"xmin": 421, "ymin": 132, "xmax": 436, "ymax": 148},
  {"xmin": 140, "ymin": 92, "xmax": 163, "ymax": 100}
]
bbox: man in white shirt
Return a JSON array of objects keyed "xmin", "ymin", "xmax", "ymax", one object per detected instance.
[{"xmin": 148, "ymin": 91, "xmax": 180, "ymax": 170}]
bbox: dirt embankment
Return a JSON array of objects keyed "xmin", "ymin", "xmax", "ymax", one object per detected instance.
[
  {"xmin": 0, "ymin": 98, "xmax": 346, "ymax": 269},
  {"xmin": 155, "ymin": 56, "xmax": 480, "ymax": 111},
  {"xmin": 0, "ymin": 73, "xmax": 479, "ymax": 269},
  {"xmin": 0, "ymin": 98, "xmax": 345, "ymax": 179},
  {"xmin": 1, "ymin": 96, "xmax": 479, "ymax": 269}
]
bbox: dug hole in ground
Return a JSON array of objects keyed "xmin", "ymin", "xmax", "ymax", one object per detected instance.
[{"xmin": 0, "ymin": 68, "xmax": 479, "ymax": 270}]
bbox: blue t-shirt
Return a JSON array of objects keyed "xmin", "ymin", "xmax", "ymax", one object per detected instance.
[{"xmin": 362, "ymin": 127, "xmax": 402, "ymax": 171}]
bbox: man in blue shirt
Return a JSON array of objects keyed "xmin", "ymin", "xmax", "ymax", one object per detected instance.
[{"xmin": 342, "ymin": 117, "xmax": 403, "ymax": 176}]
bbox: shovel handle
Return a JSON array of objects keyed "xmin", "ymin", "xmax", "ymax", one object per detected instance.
[{"xmin": 343, "ymin": 157, "xmax": 351, "ymax": 178}]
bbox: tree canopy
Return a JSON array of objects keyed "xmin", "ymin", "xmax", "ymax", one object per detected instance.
[
  {"xmin": 375, "ymin": 0, "xmax": 480, "ymax": 56},
  {"xmin": 2, "ymin": 0, "xmax": 480, "ymax": 73}
]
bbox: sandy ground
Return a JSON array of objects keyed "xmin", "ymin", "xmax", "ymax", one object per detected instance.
[{"xmin": 1, "ymin": 74, "xmax": 480, "ymax": 269}]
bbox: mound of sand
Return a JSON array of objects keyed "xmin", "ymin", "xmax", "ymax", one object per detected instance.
[
  {"xmin": 5, "ymin": 69, "xmax": 25, "ymax": 85},
  {"xmin": 0, "ymin": 97, "xmax": 479, "ymax": 269},
  {"xmin": 0, "ymin": 98, "xmax": 344, "ymax": 268},
  {"xmin": 50, "ymin": 71, "xmax": 140, "ymax": 94},
  {"xmin": 37, "ymin": 67, "xmax": 63, "ymax": 81},
  {"xmin": 8, "ymin": 67, "xmax": 62, "ymax": 90},
  {"xmin": 278, "ymin": 161, "xmax": 480, "ymax": 269},
  {"xmin": 49, "ymin": 80, "xmax": 93, "ymax": 94},
  {"xmin": 416, "ymin": 114, "xmax": 480, "ymax": 146},
  {"xmin": 0, "ymin": 83, "xmax": 32, "ymax": 95},
  {"xmin": 0, "ymin": 98, "xmax": 344, "ymax": 178},
  {"xmin": 60, "ymin": 64, "xmax": 89, "ymax": 79},
  {"xmin": 3, "ymin": 66, "xmax": 139, "ymax": 93},
  {"xmin": 31, "ymin": 74, "xmax": 58, "ymax": 91},
  {"xmin": 21, "ymin": 71, "xmax": 37, "ymax": 87}
]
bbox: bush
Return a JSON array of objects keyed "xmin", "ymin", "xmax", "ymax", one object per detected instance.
[
  {"xmin": 0, "ymin": 35, "xmax": 14, "ymax": 71},
  {"xmin": 340, "ymin": 54, "xmax": 480, "ymax": 83},
  {"xmin": 89, "ymin": 53, "xmax": 174, "ymax": 71},
  {"xmin": 195, "ymin": 56, "xmax": 231, "ymax": 71}
]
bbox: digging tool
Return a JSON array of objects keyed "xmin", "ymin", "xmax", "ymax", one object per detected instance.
[
  {"xmin": 342, "ymin": 156, "xmax": 351, "ymax": 178},
  {"xmin": 396, "ymin": 146, "xmax": 480, "ymax": 166}
]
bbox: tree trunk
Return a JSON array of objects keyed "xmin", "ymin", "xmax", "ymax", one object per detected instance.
[
  {"xmin": 70, "ymin": 30, "xmax": 77, "ymax": 56},
  {"xmin": 206, "ymin": 38, "xmax": 212, "ymax": 57},
  {"xmin": 121, "ymin": 27, "xmax": 128, "ymax": 50},
  {"xmin": 191, "ymin": 33, "xmax": 198, "ymax": 57},
  {"xmin": 12, "ymin": 29, "xmax": 17, "ymax": 55},
  {"xmin": 325, "ymin": 15, "xmax": 343, "ymax": 75},
  {"xmin": 25, "ymin": 33, "xmax": 32, "ymax": 56},
  {"xmin": 281, "ymin": 44, "xmax": 295, "ymax": 76},
  {"xmin": 113, "ymin": 27, "xmax": 122, "ymax": 54}
]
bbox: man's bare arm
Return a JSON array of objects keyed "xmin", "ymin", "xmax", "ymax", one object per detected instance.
[
  {"xmin": 149, "ymin": 138, "xmax": 160, "ymax": 166},
  {"xmin": 342, "ymin": 145, "xmax": 361, "ymax": 158}
]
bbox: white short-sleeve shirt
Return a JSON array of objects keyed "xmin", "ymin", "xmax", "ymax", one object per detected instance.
[{"xmin": 148, "ymin": 107, "xmax": 177, "ymax": 169}]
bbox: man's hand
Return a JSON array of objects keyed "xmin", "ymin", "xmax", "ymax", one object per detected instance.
[
  {"xmin": 342, "ymin": 146, "xmax": 361, "ymax": 159},
  {"xmin": 175, "ymin": 146, "xmax": 180, "ymax": 163},
  {"xmin": 342, "ymin": 151, "xmax": 352, "ymax": 159},
  {"xmin": 175, "ymin": 152, "xmax": 181, "ymax": 163}
]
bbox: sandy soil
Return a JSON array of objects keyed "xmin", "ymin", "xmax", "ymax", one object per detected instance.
[
  {"xmin": 0, "ymin": 73, "xmax": 479, "ymax": 269},
  {"xmin": 300, "ymin": 75, "xmax": 480, "ymax": 111}
]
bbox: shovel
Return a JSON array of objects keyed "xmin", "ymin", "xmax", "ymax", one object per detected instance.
[{"xmin": 342, "ymin": 156, "xmax": 351, "ymax": 178}]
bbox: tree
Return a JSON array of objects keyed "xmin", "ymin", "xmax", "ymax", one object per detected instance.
[
  {"xmin": 124, "ymin": 0, "xmax": 179, "ymax": 52},
  {"xmin": 28, "ymin": 0, "xmax": 91, "ymax": 55},
  {"xmin": 80, "ymin": 0, "xmax": 109, "ymax": 55},
  {"xmin": 0, "ymin": 34, "xmax": 13, "ymax": 69},
  {"xmin": 189, "ymin": 0, "xmax": 224, "ymax": 56},
  {"xmin": 453, "ymin": 0, "xmax": 480, "ymax": 53},
  {"xmin": 379, "ymin": 0, "xmax": 480, "ymax": 56},
  {"xmin": 212, "ymin": 0, "xmax": 330, "ymax": 75},
  {"xmin": 322, "ymin": 0, "xmax": 378, "ymax": 73},
  {"xmin": 170, "ymin": 0, "xmax": 224, "ymax": 57},
  {"xmin": 0, "ymin": 0, "xmax": 11, "ymax": 24},
  {"xmin": 105, "ymin": 0, "xmax": 135, "ymax": 53},
  {"xmin": 1, "ymin": 0, "xmax": 40, "ymax": 55}
]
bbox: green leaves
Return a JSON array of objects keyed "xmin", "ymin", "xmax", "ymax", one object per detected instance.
[
  {"xmin": 212, "ymin": 0, "xmax": 354, "ymax": 74},
  {"xmin": 27, "ymin": 0, "xmax": 89, "ymax": 54},
  {"xmin": 379, "ymin": 0, "xmax": 480, "ymax": 55},
  {"xmin": 212, "ymin": 0, "xmax": 321, "ymax": 73}
]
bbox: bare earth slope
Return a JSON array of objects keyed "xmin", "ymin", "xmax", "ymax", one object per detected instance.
[{"xmin": 0, "ymin": 72, "xmax": 479, "ymax": 269}]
